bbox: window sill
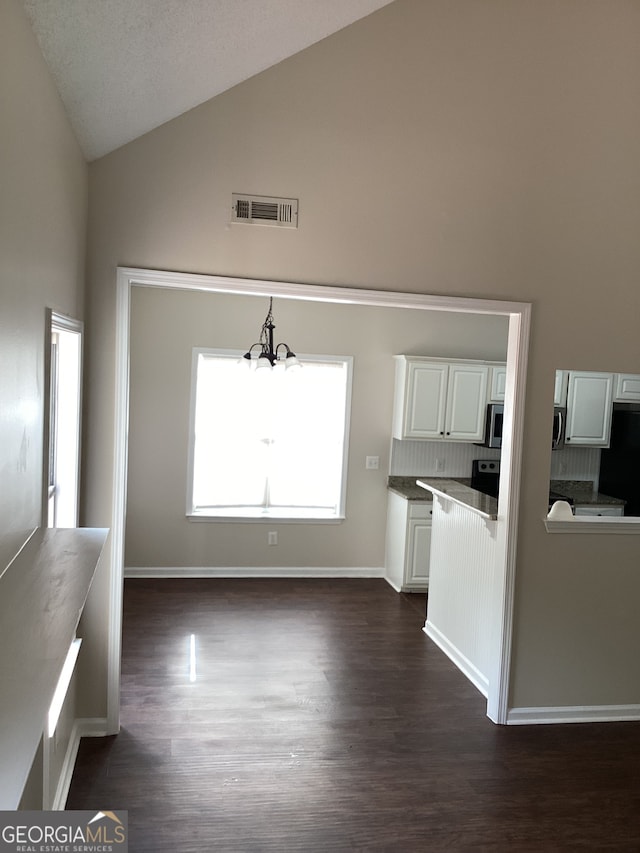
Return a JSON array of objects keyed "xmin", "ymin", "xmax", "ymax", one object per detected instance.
[
  {"xmin": 544, "ymin": 517, "xmax": 640, "ymax": 534},
  {"xmin": 188, "ymin": 508, "xmax": 344, "ymax": 523}
]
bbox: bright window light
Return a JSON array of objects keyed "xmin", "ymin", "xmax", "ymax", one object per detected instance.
[
  {"xmin": 188, "ymin": 350, "xmax": 352, "ymax": 520},
  {"xmin": 48, "ymin": 638, "xmax": 82, "ymax": 738}
]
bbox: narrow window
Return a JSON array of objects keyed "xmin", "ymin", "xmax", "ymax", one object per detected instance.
[
  {"xmin": 187, "ymin": 350, "xmax": 353, "ymax": 520},
  {"xmin": 46, "ymin": 313, "xmax": 83, "ymax": 527}
]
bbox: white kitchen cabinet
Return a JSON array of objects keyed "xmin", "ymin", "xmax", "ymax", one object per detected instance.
[
  {"xmin": 385, "ymin": 492, "xmax": 432, "ymax": 592},
  {"xmin": 554, "ymin": 370, "xmax": 568, "ymax": 406},
  {"xmin": 446, "ymin": 364, "xmax": 489, "ymax": 440},
  {"xmin": 488, "ymin": 365, "xmax": 507, "ymax": 402},
  {"xmin": 574, "ymin": 505, "xmax": 624, "ymax": 517},
  {"xmin": 614, "ymin": 373, "xmax": 640, "ymax": 402},
  {"xmin": 392, "ymin": 356, "xmax": 488, "ymax": 442},
  {"xmin": 565, "ymin": 371, "xmax": 614, "ymax": 447}
]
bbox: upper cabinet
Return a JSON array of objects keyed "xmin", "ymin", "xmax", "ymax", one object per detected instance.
[
  {"xmin": 565, "ymin": 371, "xmax": 614, "ymax": 447},
  {"xmin": 488, "ymin": 365, "xmax": 507, "ymax": 402},
  {"xmin": 614, "ymin": 374, "xmax": 640, "ymax": 402},
  {"xmin": 392, "ymin": 357, "xmax": 488, "ymax": 441},
  {"xmin": 554, "ymin": 370, "xmax": 568, "ymax": 406}
]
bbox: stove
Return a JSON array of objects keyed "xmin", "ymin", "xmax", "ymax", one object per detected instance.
[
  {"xmin": 471, "ymin": 459, "xmax": 500, "ymax": 498},
  {"xmin": 471, "ymin": 459, "xmax": 574, "ymax": 510}
]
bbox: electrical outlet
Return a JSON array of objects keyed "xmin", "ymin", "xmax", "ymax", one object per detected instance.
[
  {"xmin": 268, "ymin": 531, "xmax": 278, "ymax": 545},
  {"xmin": 365, "ymin": 456, "xmax": 380, "ymax": 469},
  {"xmin": 436, "ymin": 458, "xmax": 445, "ymax": 473}
]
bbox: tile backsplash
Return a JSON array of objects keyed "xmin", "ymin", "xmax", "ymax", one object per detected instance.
[
  {"xmin": 389, "ymin": 439, "xmax": 500, "ymax": 477},
  {"xmin": 390, "ymin": 439, "xmax": 601, "ymax": 483},
  {"xmin": 549, "ymin": 445, "xmax": 601, "ymax": 485}
]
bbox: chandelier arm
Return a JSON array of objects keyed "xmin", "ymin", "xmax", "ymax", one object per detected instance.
[{"xmin": 245, "ymin": 297, "xmax": 296, "ymax": 367}]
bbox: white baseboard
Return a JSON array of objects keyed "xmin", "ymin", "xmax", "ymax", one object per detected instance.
[
  {"xmin": 384, "ymin": 577, "xmax": 428, "ymax": 593},
  {"xmin": 76, "ymin": 716, "xmax": 111, "ymax": 738},
  {"xmin": 124, "ymin": 566, "xmax": 385, "ymax": 579},
  {"xmin": 52, "ymin": 717, "xmax": 109, "ymax": 810},
  {"xmin": 423, "ymin": 621, "xmax": 489, "ymax": 698},
  {"xmin": 506, "ymin": 705, "xmax": 640, "ymax": 725}
]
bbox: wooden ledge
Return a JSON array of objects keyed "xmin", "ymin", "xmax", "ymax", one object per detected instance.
[{"xmin": 0, "ymin": 527, "xmax": 109, "ymax": 809}]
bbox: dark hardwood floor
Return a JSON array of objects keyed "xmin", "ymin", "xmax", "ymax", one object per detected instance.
[{"xmin": 67, "ymin": 579, "xmax": 640, "ymax": 851}]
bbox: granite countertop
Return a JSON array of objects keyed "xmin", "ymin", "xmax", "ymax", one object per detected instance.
[
  {"xmin": 415, "ymin": 478, "xmax": 498, "ymax": 520},
  {"xmin": 387, "ymin": 476, "xmax": 624, "ymax": 518},
  {"xmin": 387, "ymin": 476, "xmax": 437, "ymax": 501},
  {"xmin": 550, "ymin": 480, "xmax": 625, "ymax": 507},
  {"xmin": 387, "ymin": 476, "xmax": 498, "ymax": 520}
]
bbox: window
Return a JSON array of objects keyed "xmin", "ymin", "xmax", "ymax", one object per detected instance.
[
  {"xmin": 187, "ymin": 349, "xmax": 353, "ymax": 520},
  {"xmin": 46, "ymin": 313, "xmax": 83, "ymax": 527}
]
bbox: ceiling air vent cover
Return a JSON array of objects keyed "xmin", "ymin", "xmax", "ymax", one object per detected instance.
[{"xmin": 232, "ymin": 194, "xmax": 298, "ymax": 228}]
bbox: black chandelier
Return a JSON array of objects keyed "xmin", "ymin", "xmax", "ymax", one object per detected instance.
[{"xmin": 242, "ymin": 297, "xmax": 299, "ymax": 369}]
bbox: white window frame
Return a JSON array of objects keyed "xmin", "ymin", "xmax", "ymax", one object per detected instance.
[
  {"xmin": 43, "ymin": 310, "xmax": 83, "ymax": 528},
  {"xmin": 186, "ymin": 348, "xmax": 353, "ymax": 522}
]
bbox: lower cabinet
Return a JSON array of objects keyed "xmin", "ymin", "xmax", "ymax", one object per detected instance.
[
  {"xmin": 385, "ymin": 492, "xmax": 432, "ymax": 592},
  {"xmin": 574, "ymin": 505, "xmax": 624, "ymax": 517}
]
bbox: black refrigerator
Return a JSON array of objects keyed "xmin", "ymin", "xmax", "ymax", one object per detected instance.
[{"xmin": 599, "ymin": 403, "xmax": 640, "ymax": 516}]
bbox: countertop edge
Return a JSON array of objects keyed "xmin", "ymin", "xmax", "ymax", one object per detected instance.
[{"xmin": 416, "ymin": 478, "xmax": 498, "ymax": 521}]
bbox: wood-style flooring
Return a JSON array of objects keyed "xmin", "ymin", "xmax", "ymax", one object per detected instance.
[{"xmin": 67, "ymin": 579, "xmax": 640, "ymax": 851}]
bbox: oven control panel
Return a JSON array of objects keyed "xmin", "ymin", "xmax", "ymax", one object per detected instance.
[{"xmin": 474, "ymin": 460, "xmax": 500, "ymax": 474}]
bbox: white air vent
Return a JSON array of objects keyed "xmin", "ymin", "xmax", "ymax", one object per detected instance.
[{"xmin": 231, "ymin": 194, "xmax": 298, "ymax": 228}]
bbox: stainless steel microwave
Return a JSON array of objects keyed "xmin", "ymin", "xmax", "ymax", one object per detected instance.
[
  {"xmin": 551, "ymin": 405, "xmax": 566, "ymax": 450},
  {"xmin": 483, "ymin": 403, "xmax": 504, "ymax": 448},
  {"xmin": 480, "ymin": 403, "xmax": 566, "ymax": 450}
]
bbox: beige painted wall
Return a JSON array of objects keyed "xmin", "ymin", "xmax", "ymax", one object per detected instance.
[
  {"xmin": 86, "ymin": 0, "xmax": 640, "ymax": 712},
  {"xmin": 125, "ymin": 287, "xmax": 508, "ymax": 567},
  {"xmin": 0, "ymin": 0, "xmax": 87, "ymax": 572}
]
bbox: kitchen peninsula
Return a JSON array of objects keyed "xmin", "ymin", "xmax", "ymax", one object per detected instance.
[
  {"xmin": 416, "ymin": 478, "xmax": 498, "ymax": 520},
  {"xmin": 415, "ymin": 476, "xmax": 498, "ymax": 698}
]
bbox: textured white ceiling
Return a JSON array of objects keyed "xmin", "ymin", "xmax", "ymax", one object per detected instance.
[{"xmin": 21, "ymin": 0, "xmax": 396, "ymax": 161}]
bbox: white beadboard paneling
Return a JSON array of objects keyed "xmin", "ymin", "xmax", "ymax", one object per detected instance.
[
  {"xmin": 392, "ymin": 440, "xmax": 600, "ymax": 486},
  {"xmin": 424, "ymin": 498, "xmax": 496, "ymax": 691},
  {"xmin": 549, "ymin": 446, "xmax": 600, "ymax": 482},
  {"xmin": 424, "ymin": 621, "xmax": 489, "ymax": 697},
  {"xmin": 390, "ymin": 438, "xmax": 500, "ymax": 477}
]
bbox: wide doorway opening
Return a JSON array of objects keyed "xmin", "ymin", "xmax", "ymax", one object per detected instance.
[{"xmin": 108, "ymin": 268, "xmax": 531, "ymax": 729}]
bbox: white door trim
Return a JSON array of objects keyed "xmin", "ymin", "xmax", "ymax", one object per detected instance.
[{"xmin": 108, "ymin": 267, "xmax": 531, "ymax": 731}]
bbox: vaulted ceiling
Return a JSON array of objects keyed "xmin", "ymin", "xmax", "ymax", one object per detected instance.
[{"xmin": 21, "ymin": 0, "xmax": 396, "ymax": 161}]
